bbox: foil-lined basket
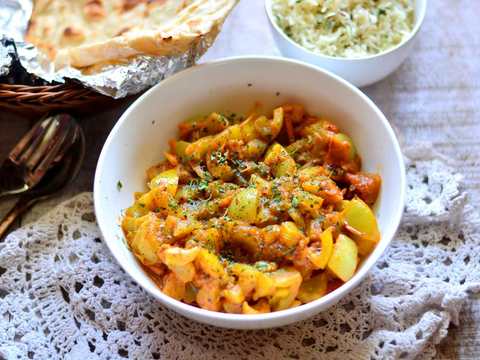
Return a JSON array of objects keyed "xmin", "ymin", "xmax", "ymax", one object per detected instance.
[{"xmin": 0, "ymin": 0, "xmax": 225, "ymax": 104}]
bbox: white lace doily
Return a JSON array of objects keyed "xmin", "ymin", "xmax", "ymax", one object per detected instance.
[{"xmin": 1, "ymin": 148, "xmax": 479, "ymax": 360}]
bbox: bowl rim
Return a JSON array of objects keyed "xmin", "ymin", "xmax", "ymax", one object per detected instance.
[
  {"xmin": 94, "ymin": 55, "xmax": 406, "ymax": 327},
  {"xmin": 264, "ymin": 0, "xmax": 428, "ymax": 62}
]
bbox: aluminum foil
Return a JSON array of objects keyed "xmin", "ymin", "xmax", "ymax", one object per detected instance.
[{"xmin": 0, "ymin": 0, "xmax": 216, "ymax": 98}]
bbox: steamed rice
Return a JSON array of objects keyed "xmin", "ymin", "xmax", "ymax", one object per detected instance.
[{"xmin": 272, "ymin": 0, "xmax": 415, "ymax": 58}]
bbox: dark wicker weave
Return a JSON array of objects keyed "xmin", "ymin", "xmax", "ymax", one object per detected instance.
[{"xmin": 0, "ymin": 83, "xmax": 112, "ymax": 116}]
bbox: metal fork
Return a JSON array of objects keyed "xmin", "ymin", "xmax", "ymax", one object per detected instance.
[
  {"xmin": 0, "ymin": 114, "xmax": 79, "ymax": 198},
  {"xmin": 0, "ymin": 124, "xmax": 85, "ymax": 238}
]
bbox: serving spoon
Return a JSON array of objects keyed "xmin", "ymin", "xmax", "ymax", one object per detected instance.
[{"xmin": 0, "ymin": 123, "xmax": 85, "ymax": 238}]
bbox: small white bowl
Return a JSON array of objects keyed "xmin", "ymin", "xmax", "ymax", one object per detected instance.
[
  {"xmin": 265, "ymin": 0, "xmax": 427, "ymax": 87},
  {"xmin": 94, "ymin": 57, "xmax": 405, "ymax": 329}
]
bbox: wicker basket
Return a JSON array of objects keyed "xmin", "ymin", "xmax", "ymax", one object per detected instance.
[{"xmin": 0, "ymin": 83, "xmax": 113, "ymax": 116}]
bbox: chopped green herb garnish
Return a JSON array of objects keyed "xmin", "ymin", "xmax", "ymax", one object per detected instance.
[
  {"xmin": 210, "ymin": 151, "xmax": 227, "ymax": 165},
  {"xmin": 271, "ymin": 184, "xmax": 282, "ymax": 203},
  {"xmin": 189, "ymin": 179, "xmax": 210, "ymax": 193},
  {"xmin": 291, "ymin": 196, "xmax": 299, "ymax": 208},
  {"xmin": 168, "ymin": 198, "xmax": 178, "ymax": 210},
  {"xmin": 254, "ymin": 261, "xmax": 270, "ymax": 272}
]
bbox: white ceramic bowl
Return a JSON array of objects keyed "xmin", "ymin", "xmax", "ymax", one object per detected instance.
[
  {"xmin": 265, "ymin": 0, "xmax": 427, "ymax": 87},
  {"xmin": 94, "ymin": 57, "xmax": 405, "ymax": 329}
]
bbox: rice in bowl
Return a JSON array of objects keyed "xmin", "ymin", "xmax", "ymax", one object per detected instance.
[{"xmin": 271, "ymin": 0, "xmax": 415, "ymax": 58}]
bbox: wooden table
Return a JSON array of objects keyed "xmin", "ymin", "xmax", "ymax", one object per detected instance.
[{"xmin": 1, "ymin": 0, "xmax": 479, "ymax": 357}]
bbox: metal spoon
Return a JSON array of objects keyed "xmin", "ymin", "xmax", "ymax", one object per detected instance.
[
  {"xmin": 0, "ymin": 114, "xmax": 79, "ymax": 198},
  {"xmin": 0, "ymin": 125, "xmax": 86, "ymax": 238}
]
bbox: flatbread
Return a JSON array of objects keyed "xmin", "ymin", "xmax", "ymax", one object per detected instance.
[{"xmin": 26, "ymin": 0, "xmax": 237, "ymax": 69}]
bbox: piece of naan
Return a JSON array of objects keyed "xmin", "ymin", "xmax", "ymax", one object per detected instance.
[{"xmin": 26, "ymin": 0, "xmax": 237, "ymax": 69}]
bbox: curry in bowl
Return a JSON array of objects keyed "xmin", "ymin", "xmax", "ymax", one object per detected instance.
[{"xmin": 121, "ymin": 104, "xmax": 381, "ymax": 314}]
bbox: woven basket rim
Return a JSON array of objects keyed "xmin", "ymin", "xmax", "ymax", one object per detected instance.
[{"xmin": 0, "ymin": 82, "xmax": 111, "ymax": 114}]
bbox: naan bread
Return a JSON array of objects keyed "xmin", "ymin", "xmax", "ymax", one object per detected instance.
[{"xmin": 26, "ymin": 0, "xmax": 237, "ymax": 69}]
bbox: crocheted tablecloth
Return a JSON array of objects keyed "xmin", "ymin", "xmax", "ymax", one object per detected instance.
[{"xmin": 1, "ymin": 0, "xmax": 479, "ymax": 359}]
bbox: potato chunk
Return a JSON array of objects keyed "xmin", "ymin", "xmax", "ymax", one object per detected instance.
[
  {"xmin": 254, "ymin": 107, "xmax": 284, "ymax": 141},
  {"xmin": 279, "ymin": 222, "xmax": 304, "ymax": 248},
  {"xmin": 149, "ymin": 168, "xmax": 179, "ymax": 196},
  {"xmin": 195, "ymin": 249, "xmax": 226, "ymax": 280},
  {"xmin": 264, "ymin": 143, "xmax": 297, "ymax": 178},
  {"xmin": 242, "ymin": 300, "xmax": 271, "ymax": 314},
  {"xmin": 231, "ymin": 263, "xmax": 259, "ymax": 297},
  {"xmin": 162, "ymin": 273, "xmax": 185, "ymax": 301},
  {"xmin": 342, "ymin": 198, "xmax": 380, "ymax": 255},
  {"xmin": 269, "ymin": 268, "xmax": 302, "ymax": 311},
  {"xmin": 160, "ymin": 246, "xmax": 200, "ymax": 267},
  {"xmin": 327, "ymin": 234, "xmax": 358, "ymax": 282},
  {"xmin": 196, "ymin": 280, "xmax": 221, "ymax": 311},
  {"xmin": 130, "ymin": 214, "xmax": 164, "ymax": 265},
  {"xmin": 227, "ymin": 187, "xmax": 259, "ymax": 224},
  {"xmin": 222, "ymin": 285, "xmax": 245, "ymax": 314},
  {"xmin": 298, "ymin": 272, "xmax": 328, "ymax": 303}
]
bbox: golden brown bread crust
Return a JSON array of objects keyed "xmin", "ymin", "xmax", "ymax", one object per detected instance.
[{"xmin": 26, "ymin": 0, "xmax": 237, "ymax": 69}]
